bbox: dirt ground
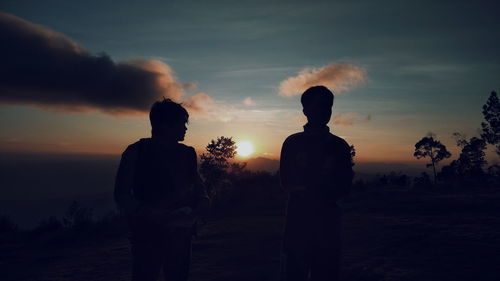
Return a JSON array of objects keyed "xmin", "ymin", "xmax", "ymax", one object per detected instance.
[{"xmin": 2, "ymin": 188, "xmax": 500, "ymax": 281}]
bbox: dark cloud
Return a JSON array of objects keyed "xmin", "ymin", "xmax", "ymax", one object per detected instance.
[{"xmin": 0, "ymin": 13, "xmax": 189, "ymax": 115}]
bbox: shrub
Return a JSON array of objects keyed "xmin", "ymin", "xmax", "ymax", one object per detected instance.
[
  {"xmin": 0, "ymin": 214, "xmax": 18, "ymax": 234},
  {"xmin": 33, "ymin": 216, "xmax": 63, "ymax": 233},
  {"xmin": 413, "ymin": 172, "xmax": 433, "ymax": 189},
  {"xmin": 63, "ymin": 201, "xmax": 93, "ymax": 230}
]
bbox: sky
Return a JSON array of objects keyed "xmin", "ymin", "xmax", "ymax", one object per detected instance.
[{"xmin": 1, "ymin": 0, "xmax": 499, "ymax": 164}]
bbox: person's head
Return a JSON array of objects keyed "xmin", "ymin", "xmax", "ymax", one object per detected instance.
[
  {"xmin": 301, "ymin": 86, "xmax": 334, "ymax": 126},
  {"xmin": 149, "ymin": 99, "xmax": 189, "ymax": 141}
]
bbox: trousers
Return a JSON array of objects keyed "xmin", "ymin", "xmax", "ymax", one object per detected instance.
[
  {"xmin": 280, "ymin": 194, "xmax": 342, "ymax": 281},
  {"xmin": 129, "ymin": 218, "xmax": 193, "ymax": 281}
]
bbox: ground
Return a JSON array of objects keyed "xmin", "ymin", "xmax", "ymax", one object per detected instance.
[{"xmin": 2, "ymin": 187, "xmax": 500, "ymax": 281}]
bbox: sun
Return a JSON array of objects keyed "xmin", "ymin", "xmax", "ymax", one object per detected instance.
[{"xmin": 236, "ymin": 141, "xmax": 254, "ymax": 157}]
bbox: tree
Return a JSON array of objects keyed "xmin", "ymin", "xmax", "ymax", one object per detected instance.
[
  {"xmin": 0, "ymin": 214, "xmax": 18, "ymax": 234},
  {"xmin": 34, "ymin": 216, "xmax": 63, "ymax": 233},
  {"xmin": 481, "ymin": 91, "xmax": 500, "ymax": 156},
  {"xmin": 414, "ymin": 172, "xmax": 432, "ymax": 189},
  {"xmin": 63, "ymin": 201, "xmax": 93, "ymax": 229},
  {"xmin": 414, "ymin": 133, "xmax": 451, "ymax": 183},
  {"xmin": 199, "ymin": 136, "xmax": 238, "ymax": 197},
  {"xmin": 452, "ymin": 133, "xmax": 487, "ymax": 179}
]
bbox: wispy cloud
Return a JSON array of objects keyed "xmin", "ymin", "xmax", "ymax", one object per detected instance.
[
  {"xmin": 183, "ymin": 93, "xmax": 214, "ymax": 115},
  {"xmin": 243, "ymin": 97, "xmax": 255, "ymax": 106},
  {"xmin": 331, "ymin": 112, "xmax": 372, "ymax": 126},
  {"xmin": 0, "ymin": 13, "xmax": 210, "ymax": 116},
  {"xmin": 278, "ymin": 63, "xmax": 366, "ymax": 96}
]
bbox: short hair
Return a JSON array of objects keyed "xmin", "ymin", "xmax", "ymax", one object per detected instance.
[
  {"xmin": 300, "ymin": 86, "xmax": 334, "ymax": 109},
  {"xmin": 149, "ymin": 99, "xmax": 189, "ymax": 131}
]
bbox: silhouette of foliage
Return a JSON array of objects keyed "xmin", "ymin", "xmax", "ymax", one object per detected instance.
[
  {"xmin": 352, "ymin": 179, "xmax": 366, "ymax": 191},
  {"xmin": 199, "ymin": 136, "xmax": 238, "ymax": 199},
  {"xmin": 349, "ymin": 145, "xmax": 356, "ymax": 167},
  {"xmin": 388, "ymin": 171, "xmax": 409, "ymax": 187},
  {"xmin": 413, "ymin": 172, "xmax": 433, "ymax": 189},
  {"xmin": 376, "ymin": 172, "xmax": 409, "ymax": 187},
  {"xmin": 452, "ymin": 133, "xmax": 487, "ymax": 179},
  {"xmin": 487, "ymin": 164, "xmax": 500, "ymax": 184},
  {"xmin": 438, "ymin": 162, "xmax": 459, "ymax": 186},
  {"xmin": 228, "ymin": 161, "xmax": 247, "ymax": 176},
  {"xmin": 0, "ymin": 214, "xmax": 18, "ymax": 233},
  {"xmin": 378, "ymin": 174, "xmax": 388, "ymax": 186},
  {"xmin": 62, "ymin": 201, "xmax": 93, "ymax": 229},
  {"xmin": 481, "ymin": 91, "xmax": 500, "ymax": 156},
  {"xmin": 34, "ymin": 216, "xmax": 63, "ymax": 234},
  {"xmin": 414, "ymin": 133, "xmax": 451, "ymax": 183}
]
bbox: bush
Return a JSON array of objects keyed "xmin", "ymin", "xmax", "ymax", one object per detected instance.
[
  {"xmin": 0, "ymin": 214, "xmax": 18, "ymax": 234},
  {"xmin": 33, "ymin": 216, "xmax": 63, "ymax": 234},
  {"xmin": 352, "ymin": 179, "xmax": 367, "ymax": 192},
  {"xmin": 413, "ymin": 172, "xmax": 433, "ymax": 189},
  {"xmin": 63, "ymin": 201, "xmax": 93, "ymax": 230}
]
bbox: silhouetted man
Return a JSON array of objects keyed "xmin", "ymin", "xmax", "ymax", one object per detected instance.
[
  {"xmin": 280, "ymin": 86, "xmax": 354, "ymax": 281},
  {"xmin": 114, "ymin": 99, "xmax": 209, "ymax": 281}
]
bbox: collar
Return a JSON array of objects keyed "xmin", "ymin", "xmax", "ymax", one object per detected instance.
[{"xmin": 303, "ymin": 123, "xmax": 330, "ymax": 134}]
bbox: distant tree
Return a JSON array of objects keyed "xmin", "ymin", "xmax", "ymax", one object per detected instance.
[
  {"xmin": 63, "ymin": 201, "xmax": 93, "ymax": 229},
  {"xmin": 438, "ymin": 160, "xmax": 459, "ymax": 184},
  {"xmin": 33, "ymin": 216, "xmax": 63, "ymax": 233},
  {"xmin": 452, "ymin": 133, "xmax": 487, "ymax": 179},
  {"xmin": 228, "ymin": 162, "xmax": 247, "ymax": 176},
  {"xmin": 0, "ymin": 214, "xmax": 18, "ymax": 233},
  {"xmin": 379, "ymin": 171, "xmax": 409, "ymax": 187},
  {"xmin": 378, "ymin": 174, "xmax": 388, "ymax": 186},
  {"xmin": 352, "ymin": 179, "xmax": 366, "ymax": 191},
  {"xmin": 199, "ymin": 136, "xmax": 238, "ymax": 197},
  {"xmin": 413, "ymin": 172, "xmax": 432, "ymax": 189},
  {"xmin": 388, "ymin": 171, "xmax": 409, "ymax": 187},
  {"xmin": 481, "ymin": 91, "xmax": 500, "ymax": 156},
  {"xmin": 487, "ymin": 164, "xmax": 500, "ymax": 184},
  {"xmin": 414, "ymin": 133, "xmax": 452, "ymax": 183}
]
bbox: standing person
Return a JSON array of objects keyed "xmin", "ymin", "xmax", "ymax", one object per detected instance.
[
  {"xmin": 280, "ymin": 86, "xmax": 354, "ymax": 281},
  {"xmin": 114, "ymin": 99, "xmax": 209, "ymax": 281}
]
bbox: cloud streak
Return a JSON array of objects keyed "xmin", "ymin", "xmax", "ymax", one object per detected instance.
[
  {"xmin": 243, "ymin": 97, "xmax": 255, "ymax": 106},
  {"xmin": 331, "ymin": 112, "xmax": 372, "ymax": 126},
  {"xmin": 278, "ymin": 63, "xmax": 366, "ymax": 96},
  {"xmin": 0, "ymin": 13, "xmax": 204, "ymax": 116}
]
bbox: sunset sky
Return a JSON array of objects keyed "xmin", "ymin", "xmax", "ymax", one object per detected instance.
[{"xmin": 1, "ymin": 0, "xmax": 499, "ymax": 164}]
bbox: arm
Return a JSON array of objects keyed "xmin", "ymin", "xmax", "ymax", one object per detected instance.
[
  {"xmin": 303, "ymin": 139, "xmax": 354, "ymax": 203},
  {"xmin": 321, "ymin": 141, "xmax": 353, "ymax": 201},
  {"xmin": 280, "ymin": 137, "xmax": 307, "ymax": 192},
  {"xmin": 335, "ymin": 142, "xmax": 354, "ymax": 199},
  {"xmin": 189, "ymin": 148, "xmax": 210, "ymax": 213},
  {"xmin": 114, "ymin": 145, "xmax": 139, "ymax": 217}
]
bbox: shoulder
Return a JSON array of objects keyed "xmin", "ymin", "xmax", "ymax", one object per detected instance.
[
  {"xmin": 327, "ymin": 134, "xmax": 351, "ymax": 151},
  {"xmin": 177, "ymin": 143, "xmax": 196, "ymax": 156},
  {"xmin": 327, "ymin": 134, "xmax": 349, "ymax": 146},
  {"xmin": 283, "ymin": 132, "xmax": 305, "ymax": 146},
  {"xmin": 122, "ymin": 138, "xmax": 150, "ymax": 156}
]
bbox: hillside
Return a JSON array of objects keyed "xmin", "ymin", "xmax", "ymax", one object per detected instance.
[{"xmin": 2, "ymin": 188, "xmax": 500, "ymax": 281}]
